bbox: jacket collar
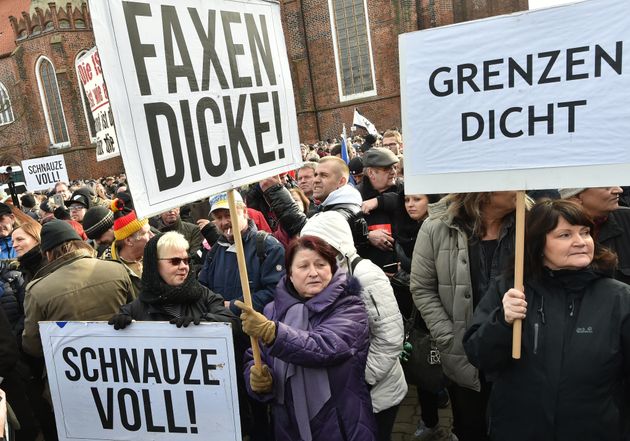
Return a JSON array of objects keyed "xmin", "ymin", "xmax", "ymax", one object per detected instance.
[
  {"xmin": 597, "ymin": 211, "xmax": 623, "ymax": 243},
  {"xmin": 32, "ymin": 248, "xmax": 94, "ymax": 281}
]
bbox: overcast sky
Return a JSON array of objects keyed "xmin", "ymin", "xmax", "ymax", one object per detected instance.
[{"xmin": 528, "ymin": 0, "xmax": 581, "ymax": 9}]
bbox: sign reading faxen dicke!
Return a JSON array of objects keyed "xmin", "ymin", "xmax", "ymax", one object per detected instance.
[
  {"xmin": 89, "ymin": 0, "xmax": 301, "ymax": 218},
  {"xmin": 400, "ymin": 0, "xmax": 630, "ymax": 194},
  {"xmin": 41, "ymin": 322, "xmax": 241, "ymax": 441},
  {"xmin": 21, "ymin": 154, "xmax": 69, "ymax": 192}
]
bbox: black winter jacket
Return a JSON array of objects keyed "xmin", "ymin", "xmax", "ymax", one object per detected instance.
[
  {"xmin": 463, "ymin": 270, "xmax": 630, "ymax": 441},
  {"xmin": 356, "ymin": 179, "xmax": 406, "ymax": 268},
  {"xmin": 598, "ymin": 207, "xmax": 630, "ymax": 285},
  {"xmin": 263, "ymin": 183, "xmax": 368, "ymax": 246}
]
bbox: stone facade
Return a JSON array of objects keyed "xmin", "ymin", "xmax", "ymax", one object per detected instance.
[
  {"xmin": 281, "ymin": 0, "xmax": 528, "ymax": 142},
  {"xmin": 0, "ymin": 1, "xmax": 124, "ymax": 181}
]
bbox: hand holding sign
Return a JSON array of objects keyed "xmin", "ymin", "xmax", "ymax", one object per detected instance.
[
  {"xmin": 249, "ymin": 364, "xmax": 272, "ymax": 394},
  {"xmin": 235, "ymin": 300, "xmax": 276, "ymax": 345}
]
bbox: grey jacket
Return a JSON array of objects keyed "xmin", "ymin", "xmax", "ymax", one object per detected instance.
[{"xmin": 410, "ymin": 198, "xmax": 514, "ymax": 391}]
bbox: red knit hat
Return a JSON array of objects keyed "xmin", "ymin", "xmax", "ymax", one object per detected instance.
[{"xmin": 110, "ymin": 198, "xmax": 148, "ymax": 241}]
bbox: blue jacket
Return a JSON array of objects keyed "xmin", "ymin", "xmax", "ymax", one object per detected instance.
[
  {"xmin": 198, "ymin": 223, "xmax": 285, "ymax": 315},
  {"xmin": 244, "ymin": 271, "xmax": 376, "ymax": 441},
  {"xmin": 0, "ymin": 236, "xmax": 15, "ymax": 260}
]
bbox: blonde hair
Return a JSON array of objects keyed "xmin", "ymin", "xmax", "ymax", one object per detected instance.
[
  {"xmin": 382, "ymin": 129, "xmax": 402, "ymax": 144},
  {"xmin": 318, "ymin": 156, "xmax": 349, "ymax": 180},
  {"xmin": 13, "ymin": 222, "xmax": 42, "ymax": 244},
  {"xmin": 156, "ymin": 231, "xmax": 189, "ymax": 258}
]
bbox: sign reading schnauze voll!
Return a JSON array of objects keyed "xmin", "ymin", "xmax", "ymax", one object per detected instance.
[
  {"xmin": 400, "ymin": 0, "xmax": 630, "ymax": 194},
  {"xmin": 21, "ymin": 154, "xmax": 69, "ymax": 192},
  {"xmin": 41, "ymin": 322, "xmax": 242, "ymax": 441},
  {"xmin": 89, "ymin": 0, "xmax": 301, "ymax": 218}
]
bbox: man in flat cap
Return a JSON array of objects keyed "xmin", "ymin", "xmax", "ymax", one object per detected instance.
[{"xmin": 357, "ymin": 147, "xmax": 405, "ymax": 272}]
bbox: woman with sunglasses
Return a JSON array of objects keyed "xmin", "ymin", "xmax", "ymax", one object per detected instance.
[{"xmin": 108, "ymin": 231, "xmax": 237, "ymax": 329}]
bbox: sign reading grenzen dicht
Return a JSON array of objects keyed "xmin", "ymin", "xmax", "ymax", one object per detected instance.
[
  {"xmin": 400, "ymin": 0, "xmax": 630, "ymax": 194},
  {"xmin": 21, "ymin": 154, "xmax": 69, "ymax": 192},
  {"xmin": 41, "ymin": 322, "xmax": 241, "ymax": 441},
  {"xmin": 89, "ymin": 0, "xmax": 301, "ymax": 218}
]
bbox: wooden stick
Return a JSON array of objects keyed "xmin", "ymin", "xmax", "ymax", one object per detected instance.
[
  {"xmin": 227, "ymin": 189, "xmax": 262, "ymax": 367},
  {"xmin": 512, "ymin": 190, "xmax": 526, "ymax": 359}
]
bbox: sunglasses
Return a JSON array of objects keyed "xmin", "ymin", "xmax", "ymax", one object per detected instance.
[{"xmin": 158, "ymin": 257, "xmax": 190, "ymax": 266}]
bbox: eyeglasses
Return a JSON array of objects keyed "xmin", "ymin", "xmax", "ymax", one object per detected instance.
[
  {"xmin": 383, "ymin": 142, "xmax": 399, "ymax": 149},
  {"xmin": 376, "ymin": 165, "xmax": 397, "ymax": 172},
  {"xmin": 158, "ymin": 257, "xmax": 190, "ymax": 266},
  {"xmin": 68, "ymin": 205, "xmax": 85, "ymax": 211}
]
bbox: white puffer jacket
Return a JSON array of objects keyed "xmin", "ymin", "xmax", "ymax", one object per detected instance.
[{"xmin": 301, "ymin": 211, "xmax": 408, "ymax": 413}]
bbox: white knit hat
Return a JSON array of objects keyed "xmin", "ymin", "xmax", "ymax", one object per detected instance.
[
  {"xmin": 558, "ymin": 188, "xmax": 586, "ymax": 199},
  {"xmin": 300, "ymin": 211, "xmax": 356, "ymax": 260}
]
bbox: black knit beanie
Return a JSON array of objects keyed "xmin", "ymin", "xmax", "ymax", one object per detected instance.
[
  {"xmin": 40, "ymin": 220, "xmax": 82, "ymax": 252},
  {"xmin": 83, "ymin": 206, "xmax": 114, "ymax": 240}
]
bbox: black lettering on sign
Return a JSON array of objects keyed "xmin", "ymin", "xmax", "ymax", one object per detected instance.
[
  {"xmin": 179, "ymin": 100, "xmax": 201, "ymax": 183},
  {"xmin": 145, "ymin": 102, "xmax": 185, "ymax": 191},
  {"xmin": 181, "ymin": 349, "xmax": 200, "ymax": 385},
  {"xmin": 188, "ymin": 8, "xmax": 229, "ymax": 90},
  {"xmin": 162, "ymin": 5, "xmax": 199, "ymax": 94},
  {"xmin": 161, "ymin": 348, "xmax": 181, "ymax": 385},
  {"xmin": 197, "ymin": 97, "xmax": 228, "ymax": 177},
  {"xmin": 221, "ymin": 11, "xmax": 253, "ymax": 88},
  {"xmin": 250, "ymin": 92, "xmax": 275, "ymax": 165},
  {"xmin": 122, "ymin": 1, "xmax": 156, "ymax": 96},
  {"xmin": 63, "ymin": 347, "xmax": 81, "ymax": 381},
  {"xmin": 118, "ymin": 388, "xmax": 142, "ymax": 431},
  {"xmin": 244, "ymin": 13, "xmax": 277, "ymax": 86},
  {"xmin": 91, "ymin": 387, "xmax": 114, "ymax": 430},
  {"xmin": 223, "ymin": 95, "xmax": 256, "ymax": 171}
]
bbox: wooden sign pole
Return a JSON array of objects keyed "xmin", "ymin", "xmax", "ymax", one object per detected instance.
[
  {"xmin": 512, "ymin": 190, "xmax": 526, "ymax": 359},
  {"xmin": 227, "ymin": 189, "xmax": 262, "ymax": 367}
]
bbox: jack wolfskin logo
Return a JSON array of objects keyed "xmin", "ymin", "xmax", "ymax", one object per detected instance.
[{"xmin": 576, "ymin": 326, "xmax": 593, "ymax": 334}]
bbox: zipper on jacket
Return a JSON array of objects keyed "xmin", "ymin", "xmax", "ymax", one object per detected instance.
[
  {"xmin": 533, "ymin": 323, "xmax": 539, "ymax": 355},
  {"xmin": 370, "ymin": 294, "xmax": 381, "ymax": 317},
  {"xmin": 537, "ymin": 295, "xmax": 546, "ymax": 324},
  {"xmin": 568, "ymin": 299, "xmax": 575, "ymax": 317}
]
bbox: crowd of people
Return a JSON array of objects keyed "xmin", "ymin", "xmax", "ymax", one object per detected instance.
[{"xmin": 0, "ymin": 129, "xmax": 629, "ymax": 441}]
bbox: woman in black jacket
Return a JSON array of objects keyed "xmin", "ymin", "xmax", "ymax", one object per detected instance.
[
  {"xmin": 108, "ymin": 231, "xmax": 238, "ymax": 328},
  {"xmin": 463, "ymin": 200, "xmax": 630, "ymax": 441}
]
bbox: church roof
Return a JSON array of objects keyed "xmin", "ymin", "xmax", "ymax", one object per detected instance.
[
  {"xmin": 29, "ymin": 0, "xmax": 85, "ymax": 16},
  {"xmin": 0, "ymin": 0, "xmax": 29, "ymax": 56}
]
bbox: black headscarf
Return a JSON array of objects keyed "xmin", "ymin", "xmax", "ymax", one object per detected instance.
[{"xmin": 139, "ymin": 233, "xmax": 204, "ymax": 305}]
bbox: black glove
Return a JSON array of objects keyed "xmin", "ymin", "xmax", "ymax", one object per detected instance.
[
  {"xmin": 108, "ymin": 314, "xmax": 132, "ymax": 330},
  {"xmin": 169, "ymin": 316, "xmax": 202, "ymax": 328}
]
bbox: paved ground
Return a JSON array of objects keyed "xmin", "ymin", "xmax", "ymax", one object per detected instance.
[{"xmin": 392, "ymin": 386, "xmax": 454, "ymax": 441}]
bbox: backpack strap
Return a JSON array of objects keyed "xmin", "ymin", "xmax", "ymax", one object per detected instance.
[
  {"xmin": 255, "ymin": 231, "xmax": 269, "ymax": 265},
  {"xmin": 349, "ymin": 256, "xmax": 363, "ymax": 275}
]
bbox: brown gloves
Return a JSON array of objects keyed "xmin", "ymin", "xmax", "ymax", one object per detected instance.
[
  {"xmin": 250, "ymin": 364, "xmax": 273, "ymax": 393},
  {"xmin": 234, "ymin": 300, "xmax": 276, "ymax": 345}
]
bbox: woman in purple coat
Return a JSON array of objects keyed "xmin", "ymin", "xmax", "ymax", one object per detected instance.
[{"xmin": 236, "ymin": 235, "xmax": 377, "ymax": 441}]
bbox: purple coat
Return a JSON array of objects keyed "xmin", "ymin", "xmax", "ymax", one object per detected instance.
[{"xmin": 244, "ymin": 270, "xmax": 376, "ymax": 441}]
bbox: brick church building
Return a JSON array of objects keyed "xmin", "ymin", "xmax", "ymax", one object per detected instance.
[{"xmin": 0, "ymin": 0, "xmax": 527, "ymax": 180}]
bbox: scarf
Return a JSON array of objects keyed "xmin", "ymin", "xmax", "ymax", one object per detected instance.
[
  {"xmin": 274, "ymin": 299, "xmax": 332, "ymax": 441},
  {"xmin": 138, "ymin": 233, "xmax": 204, "ymax": 305}
]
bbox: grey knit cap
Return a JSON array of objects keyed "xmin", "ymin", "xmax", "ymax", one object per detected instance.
[{"xmin": 558, "ymin": 188, "xmax": 586, "ymax": 199}]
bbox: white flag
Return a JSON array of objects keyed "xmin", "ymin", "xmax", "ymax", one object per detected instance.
[{"xmin": 352, "ymin": 108, "xmax": 378, "ymax": 136}]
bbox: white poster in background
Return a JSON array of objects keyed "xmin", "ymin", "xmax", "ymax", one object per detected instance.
[
  {"xmin": 41, "ymin": 321, "xmax": 241, "ymax": 441},
  {"xmin": 400, "ymin": 0, "xmax": 630, "ymax": 194},
  {"xmin": 89, "ymin": 0, "xmax": 301, "ymax": 218},
  {"xmin": 21, "ymin": 155, "xmax": 69, "ymax": 192},
  {"xmin": 75, "ymin": 47, "xmax": 121, "ymax": 162}
]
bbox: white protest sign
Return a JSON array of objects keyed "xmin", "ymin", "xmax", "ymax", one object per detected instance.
[
  {"xmin": 41, "ymin": 321, "xmax": 241, "ymax": 441},
  {"xmin": 76, "ymin": 47, "xmax": 121, "ymax": 162},
  {"xmin": 89, "ymin": 0, "xmax": 301, "ymax": 218},
  {"xmin": 21, "ymin": 155, "xmax": 69, "ymax": 192},
  {"xmin": 400, "ymin": 0, "xmax": 630, "ymax": 194}
]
